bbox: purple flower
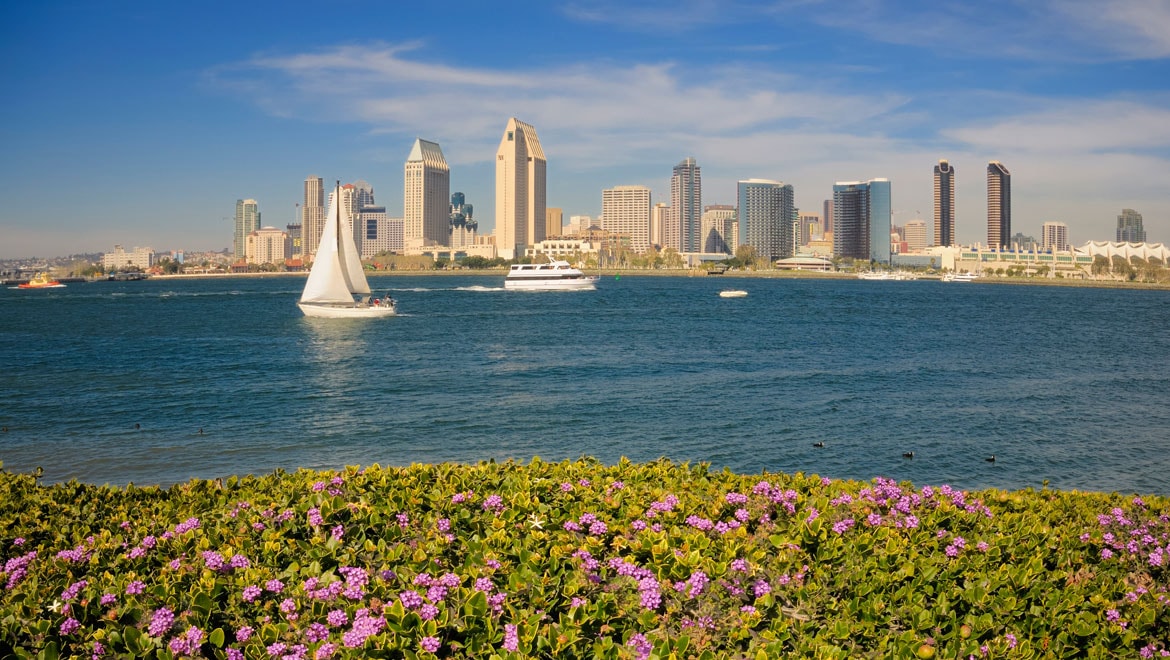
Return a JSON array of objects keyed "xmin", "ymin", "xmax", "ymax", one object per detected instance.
[
  {"xmin": 148, "ymin": 607, "xmax": 175, "ymax": 637},
  {"xmin": 420, "ymin": 603, "xmax": 439, "ymax": 621},
  {"xmin": 243, "ymin": 585, "xmax": 262, "ymax": 602},
  {"xmin": 482, "ymin": 494, "xmax": 505, "ymax": 513},
  {"xmin": 503, "ymin": 623, "xmax": 520, "ymax": 651},
  {"xmin": 59, "ymin": 617, "xmax": 81, "ymax": 635},
  {"xmin": 202, "ymin": 551, "xmax": 226, "ymax": 571},
  {"xmin": 236, "ymin": 626, "xmax": 254, "ymax": 642},
  {"xmin": 420, "ymin": 636, "xmax": 441, "ymax": 653},
  {"xmin": 753, "ymin": 579, "xmax": 772, "ymax": 598},
  {"xmin": 265, "ymin": 579, "xmax": 285, "ymax": 593},
  {"xmin": 100, "ymin": 592, "xmax": 116, "ymax": 606},
  {"xmin": 229, "ymin": 553, "xmax": 250, "ymax": 569},
  {"xmin": 307, "ymin": 508, "xmax": 323, "ymax": 527},
  {"xmin": 125, "ymin": 580, "xmax": 145, "ymax": 595},
  {"xmin": 314, "ymin": 643, "xmax": 336, "ymax": 659},
  {"xmin": 305, "ymin": 623, "xmax": 330, "ymax": 643},
  {"xmin": 330, "ymin": 525, "xmax": 344, "ymax": 540},
  {"xmin": 327, "ymin": 609, "xmax": 347, "ymax": 627},
  {"xmin": 627, "ymin": 632, "xmax": 653, "ymax": 660}
]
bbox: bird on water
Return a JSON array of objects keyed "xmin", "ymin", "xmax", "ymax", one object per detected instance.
[
  {"xmin": 902, "ymin": 451, "xmax": 914, "ymax": 459},
  {"xmin": 813, "ymin": 441, "xmax": 824, "ymax": 448},
  {"xmin": 986, "ymin": 455, "xmax": 996, "ymax": 463}
]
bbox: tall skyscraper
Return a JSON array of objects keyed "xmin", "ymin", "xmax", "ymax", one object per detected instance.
[
  {"xmin": 832, "ymin": 179, "xmax": 891, "ymax": 262},
  {"xmin": 449, "ymin": 192, "xmax": 478, "ymax": 248},
  {"xmin": 495, "ymin": 118, "xmax": 546, "ymax": 260},
  {"xmin": 737, "ymin": 180, "xmax": 794, "ymax": 261},
  {"xmin": 1116, "ymin": 208, "xmax": 1146, "ymax": 243},
  {"xmin": 934, "ymin": 159, "xmax": 955, "ymax": 247},
  {"xmin": 233, "ymin": 198, "xmax": 260, "ymax": 259},
  {"xmin": 1041, "ymin": 222, "xmax": 1069, "ymax": 252},
  {"xmin": 669, "ymin": 157, "xmax": 702, "ymax": 252},
  {"xmin": 405, "ymin": 139, "xmax": 451, "ymax": 248},
  {"xmin": 823, "ymin": 199, "xmax": 834, "ymax": 236},
  {"xmin": 987, "ymin": 161, "xmax": 1011, "ymax": 249},
  {"xmin": 302, "ymin": 176, "xmax": 325, "ymax": 259},
  {"xmin": 601, "ymin": 186, "xmax": 652, "ymax": 253}
]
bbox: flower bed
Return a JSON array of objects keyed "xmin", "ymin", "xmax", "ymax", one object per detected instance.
[{"xmin": 1, "ymin": 458, "xmax": 1167, "ymax": 658}]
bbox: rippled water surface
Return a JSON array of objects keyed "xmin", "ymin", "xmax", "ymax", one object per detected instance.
[{"xmin": 2, "ymin": 275, "xmax": 1168, "ymax": 493}]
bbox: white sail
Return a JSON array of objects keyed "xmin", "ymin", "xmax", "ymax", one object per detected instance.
[
  {"xmin": 300, "ymin": 190, "xmax": 358, "ymax": 304},
  {"xmin": 338, "ymin": 205, "xmax": 371, "ymax": 295}
]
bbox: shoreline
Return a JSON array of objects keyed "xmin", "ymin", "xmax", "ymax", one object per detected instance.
[{"xmin": 148, "ymin": 268, "xmax": 1170, "ymax": 290}]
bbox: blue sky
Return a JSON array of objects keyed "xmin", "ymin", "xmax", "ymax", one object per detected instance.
[{"xmin": 2, "ymin": 0, "xmax": 1168, "ymax": 259}]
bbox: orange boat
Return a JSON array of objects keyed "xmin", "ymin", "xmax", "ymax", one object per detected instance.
[{"xmin": 17, "ymin": 272, "xmax": 65, "ymax": 289}]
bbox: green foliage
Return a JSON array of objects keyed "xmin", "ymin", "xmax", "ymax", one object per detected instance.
[{"xmin": 0, "ymin": 461, "xmax": 1166, "ymax": 658}]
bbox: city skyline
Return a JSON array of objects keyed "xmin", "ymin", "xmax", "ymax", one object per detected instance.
[{"xmin": 2, "ymin": 1, "xmax": 1169, "ymax": 259}]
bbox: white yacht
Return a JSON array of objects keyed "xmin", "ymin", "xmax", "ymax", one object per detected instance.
[
  {"xmin": 942, "ymin": 272, "xmax": 978, "ymax": 282},
  {"xmin": 504, "ymin": 258, "xmax": 598, "ymax": 291}
]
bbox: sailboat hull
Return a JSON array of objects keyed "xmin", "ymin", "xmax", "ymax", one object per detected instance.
[{"xmin": 297, "ymin": 302, "xmax": 397, "ymax": 318}]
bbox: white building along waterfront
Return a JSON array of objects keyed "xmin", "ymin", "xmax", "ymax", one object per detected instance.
[
  {"xmin": 601, "ymin": 185, "xmax": 652, "ymax": 254},
  {"xmin": 102, "ymin": 244, "xmax": 155, "ymax": 270}
]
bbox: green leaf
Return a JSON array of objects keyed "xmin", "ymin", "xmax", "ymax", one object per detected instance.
[{"xmin": 209, "ymin": 627, "xmax": 225, "ymax": 648}]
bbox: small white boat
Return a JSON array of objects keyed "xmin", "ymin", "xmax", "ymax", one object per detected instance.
[
  {"xmin": 719, "ymin": 289, "xmax": 748, "ymax": 298},
  {"xmin": 858, "ymin": 271, "xmax": 912, "ymax": 281},
  {"xmin": 297, "ymin": 181, "xmax": 396, "ymax": 318},
  {"xmin": 505, "ymin": 258, "xmax": 597, "ymax": 291}
]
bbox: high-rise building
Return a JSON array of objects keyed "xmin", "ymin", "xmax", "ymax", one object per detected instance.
[
  {"xmin": 934, "ymin": 159, "xmax": 955, "ymax": 247},
  {"xmin": 352, "ymin": 180, "xmax": 376, "ymax": 210},
  {"xmin": 702, "ymin": 205, "xmax": 736, "ymax": 254},
  {"xmin": 669, "ymin": 157, "xmax": 702, "ymax": 252},
  {"xmin": 405, "ymin": 139, "xmax": 451, "ymax": 248},
  {"xmin": 546, "ymin": 207, "xmax": 563, "ymax": 238},
  {"xmin": 904, "ymin": 219, "xmax": 928, "ymax": 251},
  {"xmin": 601, "ymin": 186, "xmax": 652, "ymax": 254},
  {"xmin": 987, "ymin": 161, "xmax": 1011, "ymax": 249},
  {"xmin": 449, "ymin": 192, "xmax": 478, "ymax": 248},
  {"xmin": 302, "ymin": 176, "xmax": 325, "ymax": 259},
  {"xmin": 651, "ymin": 202, "xmax": 669, "ymax": 249},
  {"xmin": 823, "ymin": 199, "xmax": 834, "ymax": 236},
  {"xmin": 1116, "ymin": 208, "xmax": 1146, "ymax": 243},
  {"xmin": 1041, "ymin": 222, "xmax": 1069, "ymax": 252},
  {"xmin": 832, "ymin": 179, "xmax": 891, "ymax": 262},
  {"xmin": 737, "ymin": 179, "xmax": 794, "ymax": 261},
  {"xmin": 233, "ymin": 199, "xmax": 260, "ymax": 259},
  {"xmin": 495, "ymin": 118, "xmax": 547, "ymax": 260}
]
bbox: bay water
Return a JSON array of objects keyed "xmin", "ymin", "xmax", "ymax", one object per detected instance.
[{"xmin": 2, "ymin": 274, "xmax": 1168, "ymax": 494}]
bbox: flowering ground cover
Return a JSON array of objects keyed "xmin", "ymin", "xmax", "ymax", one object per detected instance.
[{"xmin": 1, "ymin": 458, "xmax": 1167, "ymax": 659}]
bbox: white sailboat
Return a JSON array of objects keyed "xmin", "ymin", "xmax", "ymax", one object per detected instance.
[{"xmin": 297, "ymin": 181, "xmax": 396, "ymax": 318}]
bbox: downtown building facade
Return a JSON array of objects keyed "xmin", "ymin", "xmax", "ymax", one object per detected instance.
[
  {"xmin": 737, "ymin": 180, "xmax": 794, "ymax": 261},
  {"xmin": 495, "ymin": 118, "xmax": 547, "ymax": 260},
  {"xmin": 668, "ymin": 157, "xmax": 702, "ymax": 253},
  {"xmin": 987, "ymin": 161, "xmax": 1012, "ymax": 249},
  {"xmin": 1041, "ymin": 222, "xmax": 1069, "ymax": 252},
  {"xmin": 405, "ymin": 139, "xmax": 451, "ymax": 249},
  {"xmin": 832, "ymin": 179, "xmax": 891, "ymax": 262},
  {"xmin": 934, "ymin": 159, "xmax": 955, "ymax": 247},
  {"xmin": 702, "ymin": 205, "xmax": 736, "ymax": 254},
  {"xmin": 449, "ymin": 193, "xmax": 478, "ymax": 249},
  {"xmin": 1116, "ymin": 208, "xmax": 1146, "ymax": 243},
  {"xmin": 601, "ymin": 186, "xmax": 652, "ymax": 254},
  {"xmin": 302, "ymin": 176, "xmax": 325, "ymax": 259},
  {"xmin": 233, "ymin": 199, "xmax": 260, "ymax": 259},
  {"xmin": 245, "ymin": 226, "xmax": 289, "ymax": 265}
]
